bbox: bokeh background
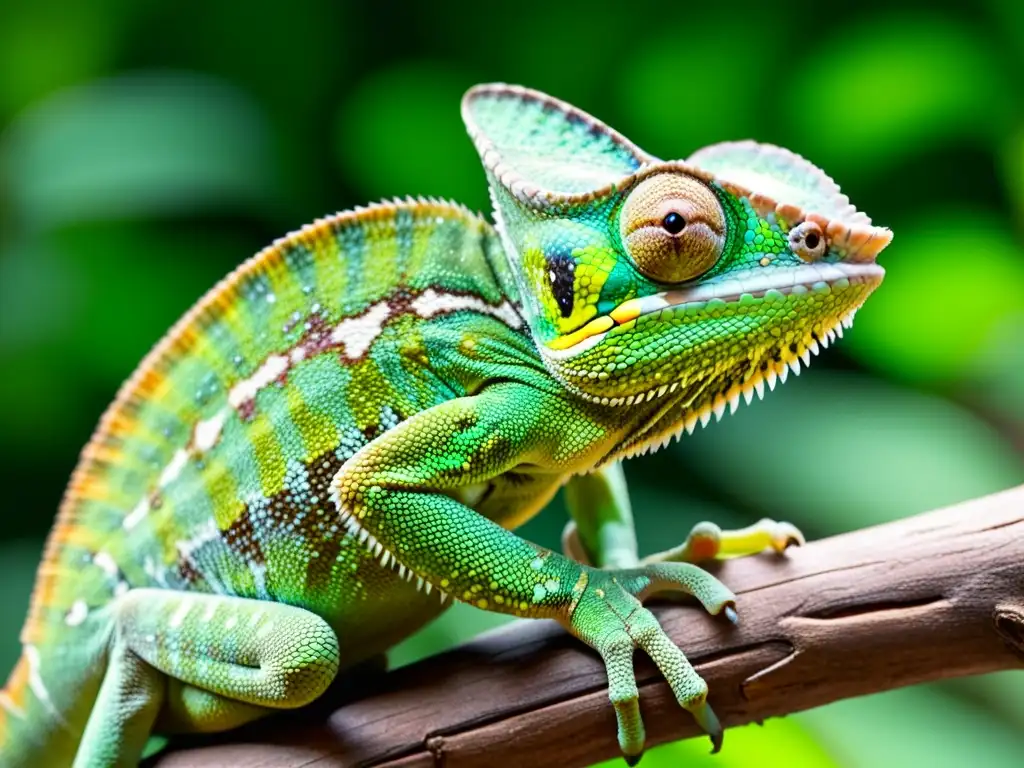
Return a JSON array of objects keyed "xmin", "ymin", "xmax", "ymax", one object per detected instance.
[{"xmin": 2, "ymin": 0, "xmax": 1023, "ymax": 765}]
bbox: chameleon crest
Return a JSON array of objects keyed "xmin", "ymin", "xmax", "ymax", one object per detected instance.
[{"xmin": 1, "ymin": 84, "xmax": 889, "ymax": 767}]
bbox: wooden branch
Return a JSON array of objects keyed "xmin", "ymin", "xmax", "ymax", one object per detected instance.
[{"xmin": 151, "ymin": 485, "xmax": 1024, "ymax": 768}]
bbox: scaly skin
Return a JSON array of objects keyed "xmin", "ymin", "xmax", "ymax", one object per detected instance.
[{"xmin": 0, "ymin": 84, "xmax": 890, "ymax": 767}]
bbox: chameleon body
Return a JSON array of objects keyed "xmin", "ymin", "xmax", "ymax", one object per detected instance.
[{"xmin": 0, "ymin": 84, "xmax": 891, "ymax": 767}]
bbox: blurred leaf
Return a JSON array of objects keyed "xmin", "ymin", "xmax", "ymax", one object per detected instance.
[
  {"xmin": 0, "ymin": 239, "xmax": 81, "ymax": 351},
  {"xmin": 612, "ymin": 22, "xmax": 781, "ymax": 157},
  {"xmin": 987, "ymin": 0, "xmax": 1024, "ymax": 64},
  {"xmin": 0, "ymin": 72, "xmax": 276, "ymax": 230},
  {"xmin": 593, "ymin": 717, "xmax": 837, "ymax": 768},
  {"xmin": 787, "ymin": 15, "xmax": 1013, "ymax": 175},
  {"xmin": 475, "ymin": 1, "xmax": 617, "ymax": 108},
  {"xmin": 941, "ymin": 672, "xmax": 1024, "ymax": 734},
  {"xmin": 333, "ymin": 64, "xmax": 487, "ymax": 212},
  {"xmin": 846, "ymin": 209, "xmax": 1024, "ymax": 383},
  {"xmin": 0, "ymin": 222, "xmax": 249, "ymax": 454},
  {"xmin": 0, "ymin": 539, "xmax": 43, "ymax": 677},
  {"xmin": 800, "ymin": 685, "xmax": 1024, "ymax": 768},
  {"xmin": 47, "ymin": 221, "xmax": 246, "ymax": 378},
  {"xmin": 971, "ymin": 313, "xmax": 1024, "ymax": 424},
  {"xmin": 135, "ymin": 0, "xmax": 352, "ymax": 217},
  {"xmin": 672, "ymin": 371, "xmax": 1024, "ymax": 535},
  {"xmin": 0, "ymin": 0, "xmax": 124, "ymax": 117},
  {"xmin": 1003, "ymin": 123, "xmax": 1024, "ymax": 219}
]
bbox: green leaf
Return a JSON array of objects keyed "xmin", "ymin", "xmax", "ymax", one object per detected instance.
[
  {"xmin": 611, "ymin": 23, "xmax": 778, "ymax": 157},
  {"xmin": 0, "ymin": 0, "xmax": 124, "ymax": 117},
  {"xmin": 845, "ymin": 210, "xmax": 1024, "ymax": 383},
  {"xmin": 592, "ymin": 717, "xmax": 838, "ymax": 768},
  {"xmin": 0, "ymin": 222, "xmax": 250, "ymax": 454},
  {"xmin": 786, "ymin": 16, "xmax": 1013, "ymax": 175},
  {"xmin": 1002, "ymin": 123, "xmax": 1024, "ymax": 220},
  {"xmin": 334, "ymin": 65, "xmax": 487, "ymax": 212},
  {"xmin": 941, "ymin": 672, "xmax": 1024, "ymax": 734},
  {"xmin": 672, "ymin": 371, "xmax": 1024, "ymax": 535},
  {"xmin": 0, "ymin": 71, "xmax": 276, "ymax": 230}
]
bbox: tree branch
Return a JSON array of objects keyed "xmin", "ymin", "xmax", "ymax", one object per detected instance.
[{"xmin": 151, "ymin": 485, "xmax": 1024, "ymax": 768}]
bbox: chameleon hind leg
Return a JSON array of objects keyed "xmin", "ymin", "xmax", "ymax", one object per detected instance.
[
  {"xmin": 73, "ymin": 589, "xmax": 339, "ymax": 767},
  {"xmin": 561, "ymin": 462, "xmax": 804, "ymax": 567}
]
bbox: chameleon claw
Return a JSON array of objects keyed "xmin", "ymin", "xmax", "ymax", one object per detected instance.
[
  {"xmin": 623, "ymin": 752, "xmax": 644, "ymax": 766},
  {"xmin": 723, "ymin": 604, "xmax": 739, "ymax": 625},
  {"xmin": 691, "ymin": 699, "xmax": 723, "ymax": 753},
  {"xmin": 768, "ymin": 520, "xmax": 805, "ymax": 552}
]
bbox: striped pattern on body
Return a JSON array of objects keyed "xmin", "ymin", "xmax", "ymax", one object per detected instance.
[{"xmin": 18, "ymin": 197, "xmax": 526, "ymax": 649}]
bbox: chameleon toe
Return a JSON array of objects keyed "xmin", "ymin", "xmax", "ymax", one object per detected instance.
[{"xmin": 691, "ymin": 699, "xmax": 724, "ymax": 754}]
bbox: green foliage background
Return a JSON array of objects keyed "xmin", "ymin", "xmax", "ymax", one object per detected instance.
[{"xmin": 1, "ymin": 0, "xmax": 1023, "ymax": 764}]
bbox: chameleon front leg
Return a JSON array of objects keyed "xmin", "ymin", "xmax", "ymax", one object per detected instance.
[
  {"xmin": 73, "ymin": 589, "xmax": 339, "ymax": 767},
  {"xmin": 330, "ymin": 384, "xmax": 735, "ymax": 762}
]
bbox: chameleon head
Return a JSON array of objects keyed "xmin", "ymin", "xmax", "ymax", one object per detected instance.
[{"xmin": 462, "ymin": 84, "xmax": 891, "ymax": 439}]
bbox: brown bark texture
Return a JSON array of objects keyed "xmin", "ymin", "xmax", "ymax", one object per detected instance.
[{"xmin": 150, "ymin": 484, "xmax": 1024, "ymax": 768}]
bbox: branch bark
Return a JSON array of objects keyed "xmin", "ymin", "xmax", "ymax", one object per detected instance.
[{"xmin": 151, "ymin": 485, "xmax": 1024, "ymax": 768}]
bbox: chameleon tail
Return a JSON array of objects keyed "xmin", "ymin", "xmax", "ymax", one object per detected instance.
[{"xmin": 0, "ymin": 650, "xmax": 79, "ymax": 768}]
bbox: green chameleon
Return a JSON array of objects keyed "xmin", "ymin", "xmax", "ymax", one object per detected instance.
[{"xmin": 0, "ymin": 84, "xmax": 891, "ymax": 767}]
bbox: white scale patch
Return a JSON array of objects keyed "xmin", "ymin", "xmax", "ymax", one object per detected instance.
[
  {"xmin": 159, "ymin": 449, "xmax": 190, "ymax": 488},
  {"xmin": 228, "ymin": 354, "xmax": 289, "ymax": 410},
  {"xmin": 330, "ymin": 301, "xmax": 392, "ymax": 359},
  {"xmin": 64, "ymin": 599, "xmax": 89, "ymax": 627},
  {"xmin": 193, "ymin": 410, "xmax": 227, "ymax": 453},
  {"xmin": 411, "ymin": 288, "xmax": 523, "ymax": 330},
  {"xmin": 202, "ymin": 601, "xmax": 218, "ymax": 623},
  {"xmin": 123, "ymin": 496, "xmax": 150, "ymax": 531},
  {"xmin": 169, "ymin": 598, "xmax": 193, "ymax": 629},
  {"xmin": 23, "ymin": 645, "xmax": 66, "ymax": 726},
  {"xmin": 93, "ymin": 551, "xmax": 119, "ymax": 579}
]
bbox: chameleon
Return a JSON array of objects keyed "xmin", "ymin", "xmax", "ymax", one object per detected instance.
[{"xmin": 0, "ymin": 83, "xmax": 891, "ymax": 767}]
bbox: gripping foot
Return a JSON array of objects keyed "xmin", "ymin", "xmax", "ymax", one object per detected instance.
[
  {"xmin": 642, "ymin": 518, "xmax": 804, "ymax": 566},
  {"xmin": 566, "ymin": 561, "xmax": 737, "ymax": 759}
]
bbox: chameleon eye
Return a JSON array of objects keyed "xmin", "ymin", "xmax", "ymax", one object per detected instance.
[
  {"xmin": 619, "ymin": 173, "xmax": 726, "ymax": 283},
  {"xmin": 788, "ymin": 220, "xmax": 828, "ymax": 261}
]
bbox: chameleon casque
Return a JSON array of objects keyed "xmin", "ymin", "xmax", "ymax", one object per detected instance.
[{"xmin": 0, "ymin": 84, "xmax": 891, "ymax": 767}]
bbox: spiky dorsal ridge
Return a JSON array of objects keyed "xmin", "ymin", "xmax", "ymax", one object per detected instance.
[{"xmin": 24, "ymin": 197, "xmax": 490, "ymax": 645}]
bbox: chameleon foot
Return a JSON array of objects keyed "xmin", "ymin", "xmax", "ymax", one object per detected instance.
[
  {"xmin": 566, "ymin": 561, "xmax": 736, "ymax": 760},
  {"xmin": 642, "ymin": 518, "xmax": 804, "ymax": 566}
]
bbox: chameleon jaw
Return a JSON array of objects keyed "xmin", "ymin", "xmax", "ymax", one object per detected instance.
[
  {"xmin": 543, "ymin": 261, "xmax": 884, "ymax": 359},
  {"xmin": 609, "ymin": 307, "xmax": 857, "ymax": 462},
  {"xmin": 540, "ymin": 260, "xmax": 884, "ymax": 448}
]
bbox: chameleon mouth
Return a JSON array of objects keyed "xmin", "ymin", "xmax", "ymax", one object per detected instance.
[{"xmin": 542, "ymin": 261, "xmax": 885, "ymax": 359}]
